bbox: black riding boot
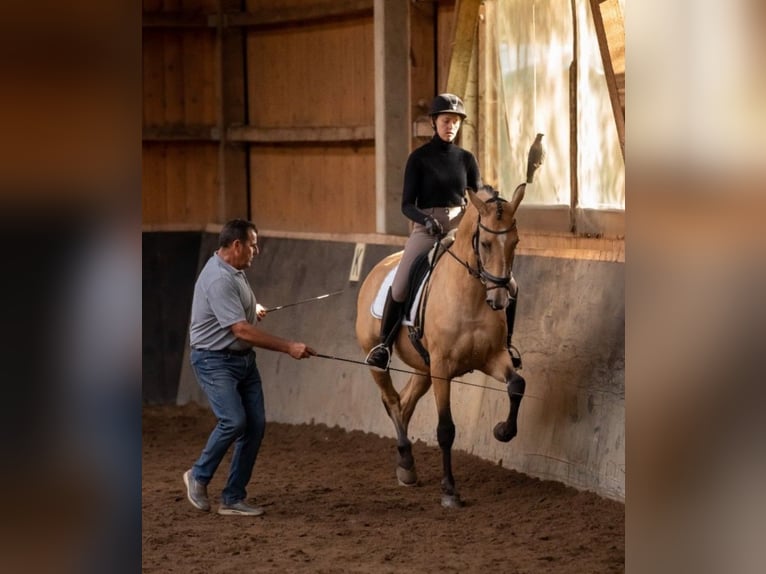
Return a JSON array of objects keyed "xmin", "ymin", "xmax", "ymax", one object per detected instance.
[
  {"xmin": 365, "ymin": 289, "xmax": 404, "ymax": 372},
  {"xmin": 505, "ymin": 291, "xmax": 522, "ymax": 369}
]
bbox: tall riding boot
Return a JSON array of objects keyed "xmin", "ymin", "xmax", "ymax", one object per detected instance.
[
  {"xmin": 505, "ymin": 290, "xmax": 522, "ymax": 369},
  {"xmin": 365, "ymin": 289, "xmax": 404, "ymax": 372}
]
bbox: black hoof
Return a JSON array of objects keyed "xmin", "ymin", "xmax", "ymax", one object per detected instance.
[{"xmin": 493, "ymin": 421, "xmax": 517, "ymax": 442}]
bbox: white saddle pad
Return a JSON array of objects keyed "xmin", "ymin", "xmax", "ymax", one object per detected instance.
[{"xmin": 370, "ymin": 264, "xmax": 430, "ymax": 327}]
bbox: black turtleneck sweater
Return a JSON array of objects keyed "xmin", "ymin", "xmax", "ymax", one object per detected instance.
[{"xmin": 401, "ymin": 135, "xmax": 482, "ymax": 225}]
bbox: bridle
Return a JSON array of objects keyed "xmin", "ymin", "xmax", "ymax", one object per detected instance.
[{"xmin": 442, "ymin": 197, "xmax": 517, "ymax": 293}]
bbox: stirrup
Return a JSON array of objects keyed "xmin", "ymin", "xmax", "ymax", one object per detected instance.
[
  {"xmin": 508, "ymin": 344, "xmax": 522, "ymax": 370},
  {"xmin": 365, "ymin": 343, "xmax": 392, "ymax": 372}
]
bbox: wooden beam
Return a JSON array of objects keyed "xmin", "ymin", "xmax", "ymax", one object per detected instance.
[
  {"xmin": 589, "ymin": 0, "xmax": 625, "ymax": 159},
  {"xmin": 143, "ymin": 125, "xmax": 375, "ymax": 143},
  {"xmin": 142, "ymin": 12, "xmax": 211, "ymax": 28},
  {"xmin": 227, "ymin": 125, "xmax": 375, "ymax": 143},
  {"xmin": 477, "ymin": 2, "xmax": 498, "ymax": 185},
  {"xmin": 227, "ymin": 0, "xmax": 373, "ymax": 28},
  {"xmin": 220, "ymin": 0, "xmax": 249, "ymax": 221},
  {"xmin": 570, "ymin": 0, "xmax": 579, "ymax": 233},
  {"xmin": 445, "ymin": 0, "xmax": 481, "ymax": 97},
  {"xmin": 215, "ymin": 0, "xmax": 227, "ymax": 223},
  {"xmin": 142, "ymin": 125, "xmax": 218, "ymax": 141},
  {"xmin": 140, "ymin": 225, "xmax": 624, "ymax": 261},
  {"xmin": 374, "ymin": 0, "xmax": 410, "ymax": 235},
  {"xmin": 143, "ymin": 1, "xmax": 373, "ymax": 29}
]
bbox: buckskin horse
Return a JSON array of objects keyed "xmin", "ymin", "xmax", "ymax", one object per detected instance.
[{"xmin": 355, "ymin": 184, "xmax": 527, "ymax": 508}]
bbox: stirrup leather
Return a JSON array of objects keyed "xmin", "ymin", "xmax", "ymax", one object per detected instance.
[{"xmin": 365, "ymin": 343, "xmax": 392, "ymax": 372}]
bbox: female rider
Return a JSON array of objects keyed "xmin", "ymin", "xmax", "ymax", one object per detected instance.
[{"xmin": 365, "ymin": 93, "xmax": 522, "ymax": 372}]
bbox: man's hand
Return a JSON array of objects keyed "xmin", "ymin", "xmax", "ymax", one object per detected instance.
[
  {"xmin": 256, "ymin": 303, "xmax": 267, "ymax": 321},
  {"xmin": 424, "ymin": 216, "xmax": 444, "ymax": 237},
  {"xmin": 287, "ymin": 342, "xmax": 317, "ymax": 359}
]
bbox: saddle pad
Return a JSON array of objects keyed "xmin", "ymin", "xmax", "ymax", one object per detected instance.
[{"xmin": 370, "ymin": 264, "xmax": 430, "ymax": 327}]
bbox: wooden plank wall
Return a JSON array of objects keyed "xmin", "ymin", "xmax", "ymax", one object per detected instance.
[
  {"xmin": 142, "ymin": 0, "xmax": 446, "ymax": 232},
  {"xmin": 143, "ymin": 0, "xmax": 220, "ymax": 225},
  {"xmin": 245, "ymin": 2, "xmax": 375, "ymax": 233}
]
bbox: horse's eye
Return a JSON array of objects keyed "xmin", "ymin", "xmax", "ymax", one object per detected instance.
[{"xmin": 481, "ymin": 240, "xmax": 491, "ymax": 250}]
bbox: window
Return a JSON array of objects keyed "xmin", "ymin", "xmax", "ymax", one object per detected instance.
[{"xmin": 484, "ymin": 0, "xmax": 624, "ymax": 236}]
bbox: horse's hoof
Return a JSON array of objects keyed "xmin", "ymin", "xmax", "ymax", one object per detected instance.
[
  {"xmin": 441, "ymin": 494, "xmax": 464, "ymax": 509},
  {"xmin": 493, "ymin": 421, "xmax": 517, "ymax": 442},
  {"xmin": 396, "ymin": 465, "xmax": 418, "ymax": 486}
]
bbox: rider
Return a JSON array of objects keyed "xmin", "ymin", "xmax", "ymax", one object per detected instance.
[{"xmin": 365, "ymin": 93, "xmax": 524, "ymax": 372}]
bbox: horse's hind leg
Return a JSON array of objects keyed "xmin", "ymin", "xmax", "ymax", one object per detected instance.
[
  {"xmin": 394, "ymin": 372, "xmax": 432, "ymax": 486},
  {"xmin": 493, "ymin": 371, "xmax": 526, "ymax": 442},
  {"xmin": 368, "ymin": 369, "xmax": 417, "ymax": 485}
]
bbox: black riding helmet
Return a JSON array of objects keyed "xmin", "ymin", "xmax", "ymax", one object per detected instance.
[{"xmin": 429, "ymin": 93, "xmax": 467, "ymax": 119}]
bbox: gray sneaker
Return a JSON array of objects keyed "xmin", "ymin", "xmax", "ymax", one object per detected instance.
[
  {"xmin": 218, "ymin": 500, "xmax": 265, "ymax": 516},
  {"xmin": 183, "ymin": 470, "xmax": 210, "ymax": 512}
]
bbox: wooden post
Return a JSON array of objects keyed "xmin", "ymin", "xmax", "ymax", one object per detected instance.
[
  {"xmin": 477, "ymin": 1, "xmax": 498, "ymax": 186},
  {"xmin": 221, "ymin": 0, "xmax": 248, "ymax": 221},
  {"xmin": 374, "ymin": 0, "xmax": 410, "ymax": 235},
  {"xmin": 570, "ymin": 0, "xmax": 579, "ymax": 233},
  {"xmin": 589, "ymin": 0, "xmax": 625, "ymax": 160},
  {"xmin": 215, "ymin": 0, "xmax": 226, "ymax": 223},
  {"xmin": 444, "ymin": 0, "xmax": 481, "ymax": 98}
]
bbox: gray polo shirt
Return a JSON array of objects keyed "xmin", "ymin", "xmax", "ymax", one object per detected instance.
[{"xmin": 189, "ymin": 252, "xmax": 257, "ymax": 351}]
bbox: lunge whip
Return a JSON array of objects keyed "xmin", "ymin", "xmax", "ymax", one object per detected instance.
[{"xmin": 264, "ymin": 290, "xmax": 344, "ymax": 313}]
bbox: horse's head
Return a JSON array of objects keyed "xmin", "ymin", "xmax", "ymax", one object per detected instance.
[{"xmin": 466, "ymin": 184, "xmax": 525, "ymax": 310}]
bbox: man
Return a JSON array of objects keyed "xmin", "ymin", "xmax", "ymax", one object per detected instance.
[{"xmin": 183, "ymin": 219, "xmax": 316, "ymax": 516}]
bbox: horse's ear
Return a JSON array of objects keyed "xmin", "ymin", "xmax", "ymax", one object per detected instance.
[
  {"xmin": 467, "ymin": 188, "xmax": 491, "ymax": 216},
  {"xmin": 508, "ymin": 183, "xmax": 526, "ymax": 214}
]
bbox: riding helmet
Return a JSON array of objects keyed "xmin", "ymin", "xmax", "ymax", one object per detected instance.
[{"xmin": 428, "ymin": 93, "xmax": 467, "ymax": 119}]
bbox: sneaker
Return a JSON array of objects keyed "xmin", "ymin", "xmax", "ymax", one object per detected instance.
[
  {"xmin": 218, "ymin": 500, "xmax": 265, "ymax": 516},
  {"xmin": 365, "ymin": 344, "xmax": 391, "ymax": 372},
  {"xmin": 183, "ymin": 469, "xmax": 210, "ymax": 512}
]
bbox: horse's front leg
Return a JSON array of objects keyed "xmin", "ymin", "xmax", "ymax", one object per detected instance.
[
  {"xmin": 431, "ymin": 374, "xmax": 462, "ymax": 508},
  {"xmin": 493, "ymin": 369, "xmax": 526, "ymax": 443}
]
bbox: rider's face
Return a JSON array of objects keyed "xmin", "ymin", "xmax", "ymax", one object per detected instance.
[{"xmin": 434, "ymin": 113, "xmax": 462, "ymax": 143}]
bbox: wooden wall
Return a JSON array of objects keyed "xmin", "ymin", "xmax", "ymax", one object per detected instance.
[
  {"xmin": 143, "ymin": 0, "xmax": 220, "ymax": 224},
  {"xmin": 245, "ymin": 8, "xmax": 375, "ymax": 233},
  {"xmin": 142, "ymin": 0, "xmax": 452, "ymax": 232}
]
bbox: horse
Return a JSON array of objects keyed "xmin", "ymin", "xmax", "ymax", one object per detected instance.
[{"xmin": 355, "ymin": 184, "xmax": 527, "ymax": 508}]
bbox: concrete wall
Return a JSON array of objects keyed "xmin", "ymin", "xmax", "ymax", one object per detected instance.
[{"xmin": 145, "ymin": 232, "xmax": 624, "ymax": 501}]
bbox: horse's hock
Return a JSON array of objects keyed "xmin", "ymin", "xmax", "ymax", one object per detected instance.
[{"xmin": 165, "ymin": 231, "xmax": 624, "ymax": 502}]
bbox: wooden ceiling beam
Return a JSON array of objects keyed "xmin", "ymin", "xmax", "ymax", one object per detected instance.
[
  {"xmin": 143, "ymin": 1, "xmax": 373, "ymax": 30},
  {"xmin": 444, "ymin": 0, "xmax": 481, "ymax": 97}
]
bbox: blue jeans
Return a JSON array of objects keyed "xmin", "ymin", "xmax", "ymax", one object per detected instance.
[{"xmin": 190, "ymin": 349, "xmax": 266, "ymax": 505}]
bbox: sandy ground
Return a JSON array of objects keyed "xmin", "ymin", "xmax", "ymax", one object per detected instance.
[{"xmin": 142, "ymin": 404, "xmax": 623, "ymax": 573}]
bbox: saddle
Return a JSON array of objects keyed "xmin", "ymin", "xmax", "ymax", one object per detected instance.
[{"xmin": 371, "ymin": 233, "xmax": 456, "ymax": 365}]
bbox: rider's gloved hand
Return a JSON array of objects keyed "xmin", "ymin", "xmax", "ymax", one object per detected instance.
[{"xmin": 424, "ymin": 216, "xmax": 444, "ymax": 237}]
